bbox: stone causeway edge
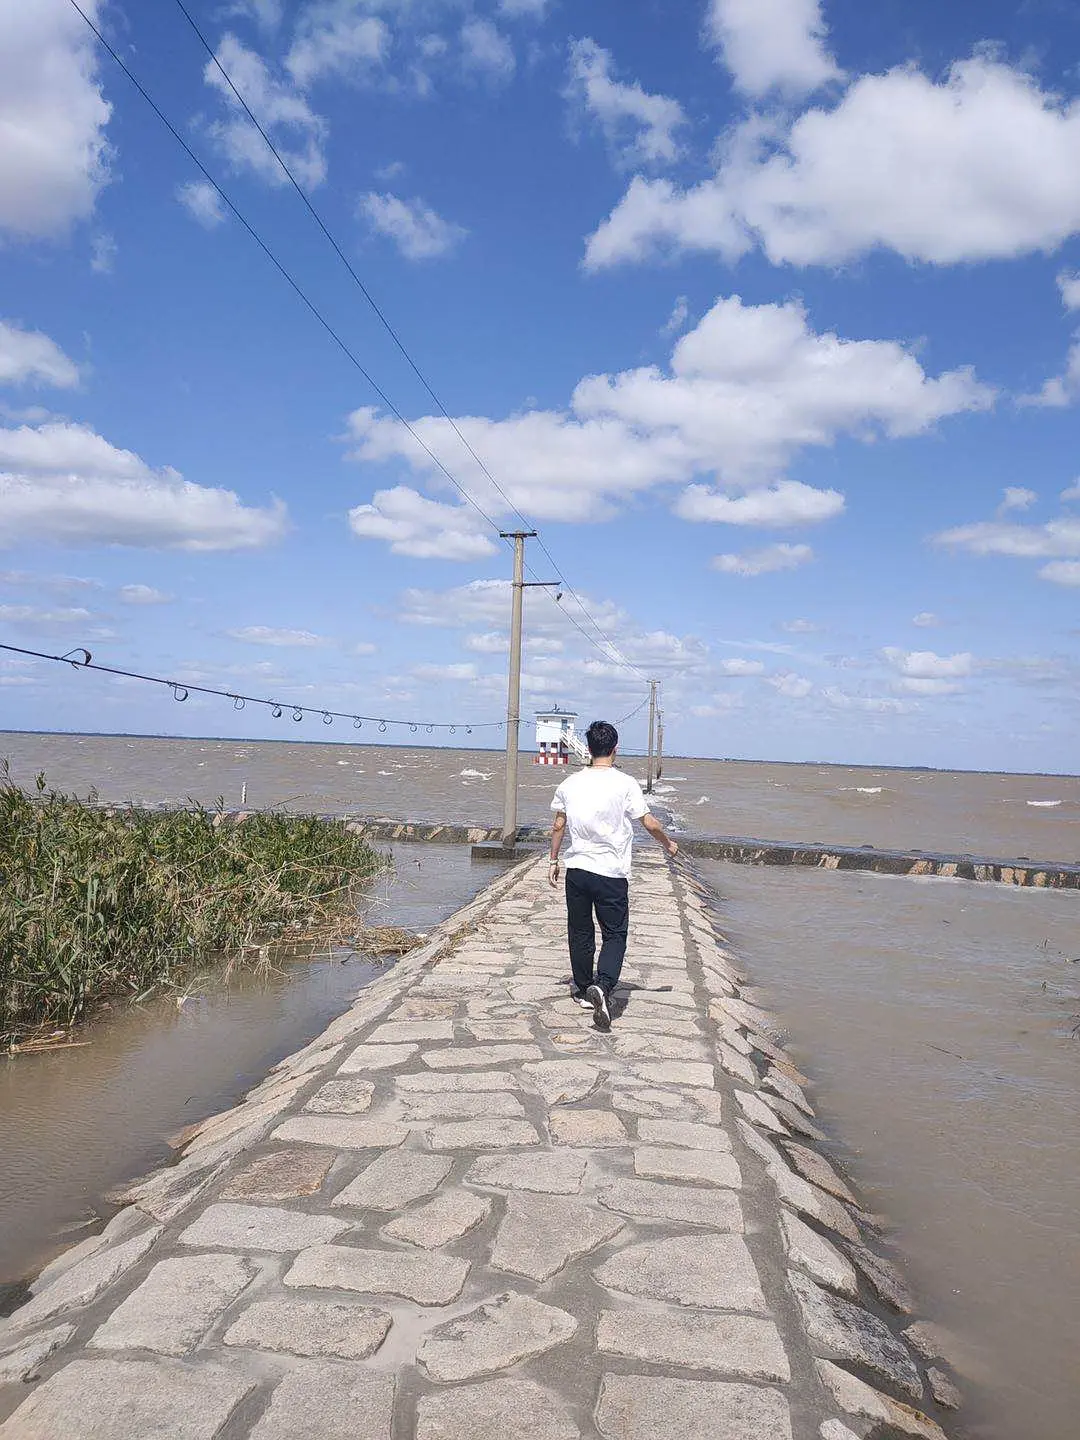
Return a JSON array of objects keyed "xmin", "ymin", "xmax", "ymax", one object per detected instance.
[{"xmin": 0, "ymin": 851, "xmax": 964, "ymax": 1439}]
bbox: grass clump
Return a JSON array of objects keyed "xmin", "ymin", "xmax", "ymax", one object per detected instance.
[{"xmin": 0, "ymin": 767, "xmax": 387, "ymax": 1047}]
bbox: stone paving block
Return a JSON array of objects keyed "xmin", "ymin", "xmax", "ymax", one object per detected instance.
[
  {"xmin": 390, "ymin": 998, "xmax": 459, "ymax": 1019},
  {"xmin": 5, "ymin": 1226, "xmax": 163, "ymax": 1331},
  {"xmin": 819, "ymin": 1423, "xmax": 862, "ymax": 1440},
  {"xmin": 737, "ymin": 1122, "xmax": 859, "ymax": 1242},
  {"xmin": 595, "ymin": 1234, "xmax": 766, "ymax": 1312},
  {"xmin": 285, "ymin": 1244, "xmax": 468, "ymax": 1304},
  {"xmin": 466, "ymin": 1151, "xmax": 587, "ymax": 1194},
  {"xmin": 366, "ymin": 1020, "xmax": 455, "ymax": 1044},
  {"xmin": 843, "ymin": 1238, "xmax": 915, "ymax": 1312},
  {"xmin": 0, "ymin": 1325, "xmax": 75, "ymax": 1385},
  {"xmin": 396, "ymin": 1071, "xmax": 519, "ymax": 1093},
  {"xmin": 179, "ymin": 1201, "xmax": 349, "ymax": 1253},
  {"xmin": 465, "ymin": 1019, "xmax": 535, "ymax": 1041},
  {"xmin": 787, "ymin": 1270, "xmax": 922, "ymax": 1398},
  {"xmin": 733, "ymin": 1089, "xmax": 788, "ymax": 1133},
  {"xmin": 634, "ymin": 1145, "xmax": 741, "ymax": 1188},
  {"xmin": 595, "ymin": 1374, "xmax": 792, "ymax": 1440},
  {"xmin": 521, "ymin": 1060, "xmax": 600, "ymax": 1105},
  {"xmin": 491, "ymin": 1192, "xmax": 623, "ymax": 1280},
  {"xmin": 636, "ymin": 1118, "xmax": 731, "ymax": 1151},
  {"xmin": 611, "ymin": 1086, "xmax": 690, "ymax": 1118},
  {"xmin": 416, "ymin": 1378, "xmax": 581, "ymax": 1440},
  {"xmin": 549, "ymin": 1109, "xmax": 628, "ymax": 1146},
  {"xmin": 779, "ymin": 1210, "xmax": 858, "ymax": 1298},
  {"xmin": 718, "ymin": 1044, "xmax": 759, "ymax": 1086},
  {"xmin": 380, "ymin": 1190, "xmax": 491, "ymax": 1248},
  {"xmin": 332, "ymin": 1149, "xmax": 452, "ymax": 1210},
  {"xmin": 337, "ymin": 1042, "xmax": 419, "ymax": 1073},
  {"xmin": 609, "ymin": 1013, "xmax": 705, "ymax": 1039},
  {"xmin": 631, "ymin": 1061, "xmax": 714, "ymax": 1087},
  {"xmin": 223, "ymin": 1296, "xmax": 391, "ymax": 1358},
  {"xmin": 613, "ymin": 1034, "xmax": 708, "ymax": 1063},
  {"xmin": 429, "ymin": 1118, "xmax": 541, "ymax": 1150},
  {"xmin": 781, "ymin": 1142, "xmax": 857, "ymax": 1203},
  {"xmin": 272, "ymin": 1117, "xmax": 408, "ymax": 1149},
  {"xmin": 928, "ymin": 1367, "xmax": 962, "ymax": 1409},
  {"xmin": 303, "ymin": 1078, "xmax": 375, "ymax": 1115},
  {"xmin": 418, "ymin": 1292, "xmax": 577, "ymax": 1382},
  {"xmin": 221, "ymin": 1148, "xmax": 336, "ymax": 1201},
  {"xmin": 423, "ymin": 1043, "xmax": 544, "ymax": 1069},
  {"xmin": 0, "ymin": 1358, "xmax": 254, "ymax": 1439},
  {"xmin": 815, "ymin": 1360, "xmax": 946, "ymax": 1440},
  {"xmin": 88, "ymin": 1254, "xmax": 255, "ymax": 1356},
  {"xmin": 764, "ymin": 1067, "xmax": 814, "ymax": 1115},
  {"xmin": 599, "ymin": 1179, "xmax": 743, "ymax": 1230},
  {"xmin": 903, "ymin": 1320, "xmax": 957, "ymax": 1364},
  {"xmin": 403, "ymin": 1091, "xmax": 525, "ymax": 1120},
  {"xmin": 249, "ymin": 1365, "xmax": 394, "ymax": 1440},
  {"xmin": 596, "ymin": 1309, "xmax": 790, "ymax": 1381}
]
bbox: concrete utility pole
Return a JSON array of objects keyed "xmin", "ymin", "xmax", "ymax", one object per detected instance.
[
  {"xmin": 656, "ymin": 711, "xmax": 664, "ymax": 783},
  {"xmin": 645, "ymin": 679, "xmax": 659, "ymax": 794},
  {"xmin": 500, "ymin": 531, "xmax": 535, "ymax": 849}
]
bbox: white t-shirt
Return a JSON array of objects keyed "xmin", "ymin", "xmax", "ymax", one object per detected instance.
[{"xmin": 551, "ymin": 766, "xmax": 650, "ymax": 880}]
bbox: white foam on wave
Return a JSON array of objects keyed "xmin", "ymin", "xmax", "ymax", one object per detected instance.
[
  {"xmin": 840, "ymin": 786, "xmax": 883, "ymax": 794},
  {"xmin": 694, "ymin": 796, "xmax": 710, "ymax": 805},
  {"xmin": 336, "ymin": 761, "xmax": 349, "ymax": 766},
  {"xmin": 651, "ymin": 783, "xmax": 677, "ymax": 795},
  {"xmin": 460, "ymin": 768, "xmax": 493, "ymax": 781},
  {"xmin": 1027, "ymin": 799, "xmax": 1062, "ymax": 808}
]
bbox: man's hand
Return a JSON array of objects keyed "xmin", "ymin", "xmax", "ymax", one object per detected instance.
[
  {"xmin": 548, "ymin": 859, "xmax": 561, "ymax": 888},
  {"xmin": 667, "ymin": 838, "xmax": 679, "ymax": 858}
]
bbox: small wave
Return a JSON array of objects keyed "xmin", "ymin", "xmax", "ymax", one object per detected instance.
[
  {"xmin": 651, "ymin": 784, "xmax": 677, "ymax": 795},
  {"xmin": 336, "ymin": 761, "xmax": 349, "ymax": 766},
  {"xmin": 377, "ymin": 770, "xmax": 393, "ymax": 776},
  {"xmin": 1027, "ymin": 799, "xmax": 1062, "ymax": 808},
  {"xmin": 694, "ymin": 796, "xmax": 710, "ymax": 805},
  {"xmin": 839, "ymin": 786, "xmax": 883, "ymax": 794},
  {"xmin": 460, "ymin": 768, "xmax": 493, "ymax": 781}
]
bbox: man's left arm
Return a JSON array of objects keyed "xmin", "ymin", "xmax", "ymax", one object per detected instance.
[{"xmin": 549, "ymin": 810, "xmax": 567, "ymax": 887}]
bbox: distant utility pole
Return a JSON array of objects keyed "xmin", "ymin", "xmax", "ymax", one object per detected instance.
[
  {"xmin": 499, "ymin": 532, "xmax": 559, "ymax": 849},
  {"xmin": 645, "ymin": 679, "xmax": 659, "ymax": 794},
  {"xmin": 656, "ymin": 710, "xmax": 664, "ymax": 783}
]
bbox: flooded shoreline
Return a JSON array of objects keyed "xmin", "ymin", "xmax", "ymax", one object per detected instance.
[
  {"xmin": 0, "ymin": 842, "xmax": 512, "ymax": 1307},
  {"xmin": 702, "ymin": 860, "xmax": 1080, "ymax": 1440}
]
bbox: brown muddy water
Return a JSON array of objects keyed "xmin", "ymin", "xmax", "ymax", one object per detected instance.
[
  {"xmin": 1, "ymin": 731, "xmax": 1078, "ymax": 1439},
  {"xmin": 703, "ymin": 862, "xmax": 1080, "ymax": 1440},
  {"xmin": 0, "ymin": 841, "xmax": 512, "ymax": 1308}
]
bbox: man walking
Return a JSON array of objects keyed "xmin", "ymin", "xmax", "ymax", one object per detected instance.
[{"xmin": 548, "ymin": 719, "xmax": 678, "ymax": 1031}]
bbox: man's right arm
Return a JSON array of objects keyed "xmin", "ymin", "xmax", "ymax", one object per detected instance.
[{"xmin": 640, "ymin": 811, "xmax": 678, "ymax": 857}]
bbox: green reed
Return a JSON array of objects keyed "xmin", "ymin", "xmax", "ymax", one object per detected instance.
[{"xmin": 0, "ymin": 767, "xmax": 387, "ymax": 1045}]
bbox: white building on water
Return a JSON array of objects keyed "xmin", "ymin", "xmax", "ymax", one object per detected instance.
[{"xmin": 533, "ymin": 707, "xmax": 591, "ymax": 765}]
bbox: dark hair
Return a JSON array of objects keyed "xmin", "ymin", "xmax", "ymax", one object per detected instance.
[{"xmin": 585, "ymin": 720, "xmax": 618, "ymax": 758}]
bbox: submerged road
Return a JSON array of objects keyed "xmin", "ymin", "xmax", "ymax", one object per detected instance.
[{"xmin": 0, "ymin": 852, "xmax": 956, "ymax": 1439}]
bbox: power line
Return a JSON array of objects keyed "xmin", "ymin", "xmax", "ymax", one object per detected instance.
[
  {"xmin": 0, "ymin": 643, "xmax": 500, "ymax": 735},
  {"xmin": 147, "ymin": 0, "xmax": 649, "ymax": 685}
]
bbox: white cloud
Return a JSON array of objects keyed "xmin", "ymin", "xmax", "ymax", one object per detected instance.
[
  {"xmin": 691, "ymin": 693, "xmax": 744, "ymax": 717},
  {"xmin": 286, "ymin": 4, "xmax": 388, "ymax": 86},
  {"xmin": 119, "ymin": 584, "xmax": 173, "ymax": 605},
  {"xmin": 661, "ymin": 296, "xmax": 689, "ymax": 336},
  {"xmin": 935, "ymin": 515, "xmax": 1080, "ymax": 559},
  {"xmin": 465, "ymin": 631, "xmax": 509, "ymax": 654},
  {"xmin": 178, "ymin": 181, "xmax": 227, "ymax": 229},
  {"xmin": 460, "ymin": 18, "xmax": 515, "ymax": 82},
  {"xmin": 413, "ymin": 662, "xmax": 479, "ymax": 683},
  {"xmin": 1058, "ymin": 271, "xmax": 1080, "ymax": 310},
  {"xmin": 999, "ymin": 486, "xmax": 1037, "ymax": 513},
  {"xmin": 205, "ymin": 36, "xmax": 327, "ymax": 189},
  {"xmin": 0, "ymin": 321, "xmax": 80, "ymax": 389},
  {"xmin": 0, "ymin": 0, "xmax": 111, "ymax": 240},
  {"xmin": 345, "ymin": 295, "xmax": 990, "ymax": 532},
  {"xmin": 0, "ymin": 420, "xmax": 287, "ymax": 551},
  {"xmin": 227, "ymin": 626, "xmax": 331, "ymax": 647},
  {"xmin": 882, "ymin": 647, "xmax": 974, "ymax": 679},
  {"xmin": 1039, "ymin": 559, "xmax": 1080, "ymax": 586},
  {"xmin": 566, "ymin": 38, "xmax": 688, "ymax": 167},
  {"xmin": 769, "ymin": 671, "xmax": 813, "ymax": 697},
  {"xmin": 353, "ymin": 641, "xmax": 377, "ymax": 655},
  {"xmin": 90, "ymin": 232, "xmax": 116, "ymax": 275},
  {"xmin": 0, "ymin": 602, "xmax": 93, "ymax": 628},
  {"xmin": 823, "ymin": 687, "xmax": 912, "ymax": 714},
  {"xmin": 360, "ymin": 192, "xmax": 467, "ymax": 260},
  {"xmin": 1022, "ymin": 331, "xmax": 1080, "ymax": 408},
  {"xmin": 499, "ymin": 0, "xmax": 548, "ymax": 17},
  {"xmin": 586, "ymin": 54, "xmax": 1080, "ymax": 270},
  {"xmin": 675, "ymin": 479, "xmax": 843, "ymax": 527},
  {"xmin": 712, "ymin": 542, "xmax": 813, "ymax": 576},
  {"xmin": 348, "ymin": 486, "xmax": 496, "ymax": 561},
  {"xmin": 706, "ymin": 0, "xmax": 840, "ymax": 98},
  {"xmin": 895, "ymin": 676, "xmax": 963, "ymax": 695},
  {"xmin": 912, "ymin": 611, "xmax": 941, "ymax": 627},
  {"xmin": 780, "ymin": 617, "xmax": 819, "ymax": 633},
  {"xmin": 718, "ymin": 657, "xmax": 765, "ymax": 675}
]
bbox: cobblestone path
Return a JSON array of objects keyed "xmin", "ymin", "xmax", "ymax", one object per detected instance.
[{"xmin": 0, "ymin": 852, "xmax": 957, "ymax": 1439}]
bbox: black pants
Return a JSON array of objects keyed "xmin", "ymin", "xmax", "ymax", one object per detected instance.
[{"xmin": 565, "ymin": 867, "xmax": 629, "ymax": 996}]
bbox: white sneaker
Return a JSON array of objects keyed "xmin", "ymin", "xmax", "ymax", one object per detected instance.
[
  {"xmin": 570, "ymin": 987, "xmax": 594, "ymax": 1009},
  {"xmin": 586, "ymin": 983, "xmax": 612, "ymax": 1031}
]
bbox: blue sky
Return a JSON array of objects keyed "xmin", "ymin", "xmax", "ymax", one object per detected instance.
[{"xmin": 2, "ymin": 0, "xmax": 1080, "ymax": 771}]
